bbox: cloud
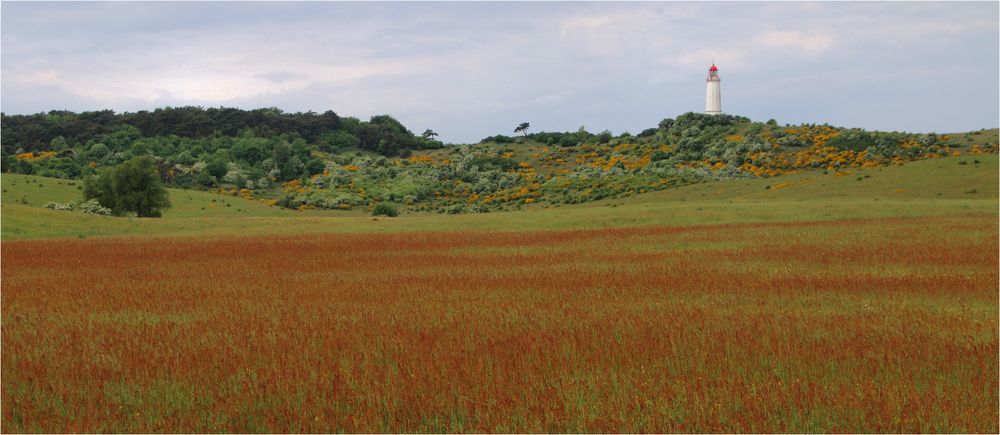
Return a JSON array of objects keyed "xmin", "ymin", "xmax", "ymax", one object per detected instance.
[
  {"xmin": 529, "ymin": 91, "xmax": 574, "ymax": 106},
  {"xmin": 674, "ymin": 49, "xmax": 750, "ymax": 69},
  {"xmin": 559, "ymin": 15, "xmax": 616, "ymax": 36},
  {"xmin": 757, "ymin": 31, "xmax": 834, "ymax": 52},
  {"xmin": 2, "ymin": 2, "xmax": 997, "ymax": 141},
  {"xmin": 253, "ymin": 71, "xmax": 305, "ymax": 84}
]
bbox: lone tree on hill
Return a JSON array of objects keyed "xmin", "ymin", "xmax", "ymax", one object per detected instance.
[
  {"xmin": 83, "ymin": 156, "xmax": 171, "ymax": 217},
  {"xmin": 421, "ymin": 129, "xmax": 439, "ymax": 139},
  {"xmin": 514, "ymin": 122, "xmax": 530, "ymax": 137}
]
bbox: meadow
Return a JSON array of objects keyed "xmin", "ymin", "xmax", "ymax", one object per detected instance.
[
  {"xmin": 1, "ymin": 155, "xmax": 998, "ymax": 432},
  {"xmin": 2, "ymin": 216, "xmax": 997, "ymax": 432},
  {"xmin": 1, "ymin": 155, "xmax": 997, "ymax": 240}
]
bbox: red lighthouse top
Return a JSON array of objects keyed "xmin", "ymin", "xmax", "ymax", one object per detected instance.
[{"xmin": 709, "ymin": 64, "xmax": 718, "ymax": 72}]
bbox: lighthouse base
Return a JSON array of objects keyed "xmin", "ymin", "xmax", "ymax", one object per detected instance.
[{"xmin": 705, "ymin": 79, "xmax": 722, "ymax": 114}]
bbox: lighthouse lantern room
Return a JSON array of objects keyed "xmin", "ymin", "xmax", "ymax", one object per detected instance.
[{"xmin": 705, "ymin": 63, "xmax": 722, "ymax": 115}]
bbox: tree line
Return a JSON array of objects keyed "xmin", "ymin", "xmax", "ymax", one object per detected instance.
[
  {"xmin": 1, "ymin": 107, "xmax": 443, "ymax": 155},
  {"xmin": 1, "ymin": 106, "xmax": 444, "ymax": 184},
  {"xmin": 481, "ymin": 113, "xmax": 753, "ymax": 147}
]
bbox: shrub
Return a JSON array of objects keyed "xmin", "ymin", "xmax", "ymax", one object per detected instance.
[
  {"xmin": 479, "ymin": 135, "xmax": 516, "ymax": 144},
  {"xmin": 42, "ymin": 201, "xmax": 74, "ymax": 211},
  {"xmin": 305, "ymin": 158, "xmax": 326, "ymax": 175},
  {"xmin": 204, "ymin": 159, "xmax": 229, "ymax": 179},
  {"xmin": 371, "ymin": 203, "xmax": 399, "ymax": 217},
  {"xmin": 83, "ymin": 156, "xmax": 170, "ymax": 217},
  {"xmin": 79, "ymin": 199, "xmax": 113, "ymax": 216},
  {"xmin": 468, "ymin": 156, "xmax": 517, "ymax": 172},
  {"xmin": 638, "ymin": 128, "xmax": 658, "ymax": 138},
  {"xmin": 444, "ymin": 204, "xmax": 466, "ymax": 214}
]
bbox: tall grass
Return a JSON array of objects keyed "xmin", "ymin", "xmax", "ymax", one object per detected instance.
[{"xmin": 2, "ymin": 216, "xmax": 997, "ymax": 432}]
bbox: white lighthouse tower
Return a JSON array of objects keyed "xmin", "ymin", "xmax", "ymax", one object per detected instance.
[{"xmin": 705, "ymin": 63, "xmax": 722, "ymax": 115}]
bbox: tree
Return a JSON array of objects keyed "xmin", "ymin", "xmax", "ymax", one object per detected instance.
[
  {"xmin": 87, "ymin": 143, "xmax": 110, "ymax": 160},
  {"xmin": 595, "ymin": 130, "xmax": 613, "ymax": 144},
  {"xmin": 231, "ymin": 138, "xmax": 268, "ymax": 165},
  {"xmin": 421, "ymin": 129, "xmax": 438, "ymax": 139},
  {"xmin": 318, "ymin": 130, "xmax": 360, "ymax": 152},
  {"xmin": 50, "ymin": 136, "xmax": 68, "ymax": 151},
  {"xmin": 371, "ymin": 203, "xmax": 399, "ymax": 217},
  {"xmin": 271, "ymin": 141, "xmax": 304, "ymax": 181},
  {"xmin": 305, "ymin": 158, "xmax": 325, "ymax": 175},
  {"xmin": 204, "ymin": 158, "xmax": 228, "ymax": 179},
  {"xmin": 514, "ymin": 122, "xmax": 530, "ymax": 137},
  {"xmin": 83, "ymin": 156, "xmax": 170, "ymax": 217}
]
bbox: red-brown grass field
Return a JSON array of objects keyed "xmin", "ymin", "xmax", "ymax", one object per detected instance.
[{"xmin": 2, "ymin": 215, "xmax": 997, "ymax": 432}]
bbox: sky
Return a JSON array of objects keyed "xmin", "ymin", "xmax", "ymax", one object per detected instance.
[{"xmin": 2, "ymin": 1, "xmax": 998, "ymax": 143}]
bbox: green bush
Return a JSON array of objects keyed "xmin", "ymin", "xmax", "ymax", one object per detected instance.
[
  {"xmin": 371, "ymin": 203, "xmax": 399, "ymax": 217},
  {"xmin": 83, "ymin": 156, "xmax": 170, "ymax": 217}
]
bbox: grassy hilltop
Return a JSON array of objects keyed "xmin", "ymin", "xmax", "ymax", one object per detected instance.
[{"xmin": 245, "ymin": 120, "xmax": 999, "ymax": 215}]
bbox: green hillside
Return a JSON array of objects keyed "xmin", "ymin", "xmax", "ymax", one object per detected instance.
[
  {"xmin": 631, "ymin": 155, "xmax": 998, "ymax": 202},
  {"xmin": 2, "ymin": 155, "xmax": 995, "ymax": 240},
  {"xmin": 6, "ymin": 106, "xmax": 996, "ymax": 218},
  {"xmin": 0, "ymin": 173, "xmax": 371, "ymax": 239},
  {"xmin": 1, "ymin": 174, "xmax": 302, "ymax": 218}
]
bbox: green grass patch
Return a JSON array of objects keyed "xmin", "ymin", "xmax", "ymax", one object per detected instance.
[{"xmin": 2, "ymin": 155, "xmax": 996, "ymax": 240}]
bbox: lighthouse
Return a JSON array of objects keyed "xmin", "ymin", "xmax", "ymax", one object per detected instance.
[{"xmin": 705, "ymin": 63, "xmax": 722, "ymax": 115}]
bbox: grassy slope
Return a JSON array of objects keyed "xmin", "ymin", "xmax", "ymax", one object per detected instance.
[
  {"xmin": 0, "ymin": 177, "xmax": 368, "ymax": 239},
  {"xmin": 944, "ymin": 128, "xmax": 999, "ymax": 147},
  {"xmin": 1, "ymin": 155, "xmax": 996, "ymax": 240},
  {"xmin": 1, "ymin": 176, "xmax": 292, "ymax": 217}
]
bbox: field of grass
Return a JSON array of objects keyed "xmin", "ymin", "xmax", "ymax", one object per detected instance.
[
  {"xmin": 1, "ymin": 155, "xmax": 996, "ymax": 240},
  {"xmin": 0, "ymin": 174, "xmax": 372, "ymax": 240},
  {"xmin": 2, "ymin": 215, "xmax": 996, "ymax": 432},
  {"xmin": 0, "ymin": 174, "xmax": 344, "ymax": 218},
  {"xmin": 1, "ymin": 154, "xmax": 997, "ymax": 432}
]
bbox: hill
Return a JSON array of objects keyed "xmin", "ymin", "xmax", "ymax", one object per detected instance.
[
  {"xmin": 267, "ymin": 119, "xmax": 997, "ymax": 215},
  {"xmin": 2, "ymin": 154, "xmax": 996, "ymax": 240},
  {"xmin": 4, "ymin": 109, "xmax": 997, "ymax": 217},
  {"xmin": 1, "ymin": 107, "xmax": 444, "ymax": 189}
]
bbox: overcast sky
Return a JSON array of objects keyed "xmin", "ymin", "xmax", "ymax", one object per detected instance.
[{"xmin": 2, "ymin": 1, "xmax": 998, "ymax": 143}]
